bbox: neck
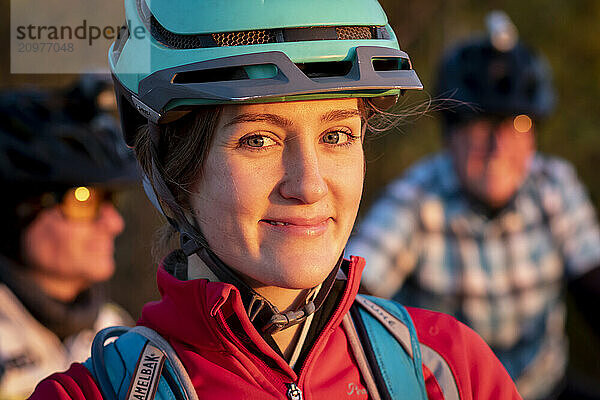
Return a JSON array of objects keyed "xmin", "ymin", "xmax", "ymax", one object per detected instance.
[{"xmin": 188, "ymin": 253, "xmax": 219, "ymax": 281}]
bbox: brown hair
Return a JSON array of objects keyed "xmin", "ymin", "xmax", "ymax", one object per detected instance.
[{"xmin": 135, "ymin": 106, "xmax": 223, "ymax": 209}]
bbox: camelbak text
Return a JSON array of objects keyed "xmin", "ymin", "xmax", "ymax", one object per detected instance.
[{"xmin": 127, "ymin": 343, "xmax": 165, "ymax": 400}]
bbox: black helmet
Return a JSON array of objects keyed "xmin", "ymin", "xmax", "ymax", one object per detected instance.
[
  {"xmin": 0, "ymin": 76, "xmax": 138, "ymax": 192},
  {"xmin": 436, "ymin": 11, "xmax": 555, "ymax": 126},
  {"xmin": 0, "ymin": 77, "xmax": 139, "ymax": 259}
]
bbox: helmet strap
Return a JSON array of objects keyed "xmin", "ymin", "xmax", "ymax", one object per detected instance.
[
  {"xmin": 147, "ymin": 122, "xmax": 206, "ymax": 255},
  {"xmin": 197, "ymin": 247, "xmax": 343, "ymax": 335},
  {"xmin": 261, "ymin": 255, "xmax": 342, "ymax": 335}
]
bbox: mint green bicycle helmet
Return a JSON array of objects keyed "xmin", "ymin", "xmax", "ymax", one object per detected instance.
[{"xmin": 110, "ymin": 0, "xmax": 422, "ymax": 146}]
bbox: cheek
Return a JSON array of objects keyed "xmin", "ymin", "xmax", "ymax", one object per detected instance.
[
  {"xmin": 193, "ymin": 154, "xmax": 275, "ymax": 239},
  {"xmin": 512, "ymin": 151, "xmax": 534, "ymax": 183},
  {"xmin": 513, "ymin": 136, "xmax": 535, "ymax": 160},
  {"xmin": 331, "ymin": 150, "xmax": 364, "ymax": 221},
  {"xmin": 24, "ymin": 219, "xmax": 73, "ymax": 272},
  {"xmin": 451, "ymin": 142, "xmax": 484, "ymax": 181},
  {"xmin": 23, "ymin": 224, "xmax": 51, "ymax": 270},
  {"xmin": 499, "ymin": 136, "xmax": 535, "ymax": 173},
  {"xmin": 349, "ymin": 154, "xmax": 365, "ymax": 202}
]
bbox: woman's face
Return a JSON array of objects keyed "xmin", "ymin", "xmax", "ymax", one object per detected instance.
[{"xmin": 191, "ymin": 98, "xmax": 364, "ymax": 289}]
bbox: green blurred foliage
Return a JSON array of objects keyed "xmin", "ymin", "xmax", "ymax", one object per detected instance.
[{"xmin": 1, "ymin": 0, "xmax": 598, "ymax": 382}]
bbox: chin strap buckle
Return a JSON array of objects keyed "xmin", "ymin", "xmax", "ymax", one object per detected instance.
[
  {"xmin": 180, "ymin": 233, "xmax": 203, "ymax": 257},
  {"xmin": 262, "ymin": 301, "xmax": 316, "ymax": 335}
]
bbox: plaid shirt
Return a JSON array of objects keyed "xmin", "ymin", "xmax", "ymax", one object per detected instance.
[{"xmin": 347, "ymin": 151, "xmax": 600, "ymax": 399}]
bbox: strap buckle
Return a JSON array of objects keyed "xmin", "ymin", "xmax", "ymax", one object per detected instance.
[{"xmin": 262, "ymin": 302, "xmax": 316, "ymax": 335}]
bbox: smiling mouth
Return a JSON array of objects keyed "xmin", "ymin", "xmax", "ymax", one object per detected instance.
[
  {"xmin": 259, "ymin": 217, "xmax": 331, "ymax": 236},
  {"xmin": 261, "ymin": 217, "xmax": 330, "ymax": 226},
  {"xmin": 265, "ymin": 221, "xmax": 291, "ymax": 226}
]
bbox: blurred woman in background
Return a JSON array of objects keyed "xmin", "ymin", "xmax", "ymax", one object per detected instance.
[{"xmin": 0, "ymin": 77, "xmax": 136, "ymax": 399}]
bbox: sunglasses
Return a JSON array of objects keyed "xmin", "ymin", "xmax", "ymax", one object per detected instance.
[
  {"xmin": 58, "ymin": 187, "xmax": 116, "ymax": 221},
  {"xmin": 15, "ymin": 187, "xmax": 116, "ymax": 224}
]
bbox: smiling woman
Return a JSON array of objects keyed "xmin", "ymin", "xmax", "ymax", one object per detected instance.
[{"xmin": 30, "ymin": 1, "xmax": 522, "ymax": 399}]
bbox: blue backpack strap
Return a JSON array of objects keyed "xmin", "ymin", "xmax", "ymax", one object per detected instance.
[
  {"xmin": 83, "ymin": 326, "xmax": 199, "ymax": 400},
  {"xmin": 351, "ymin": 295, "xmax": 428, "ymax": 400}
]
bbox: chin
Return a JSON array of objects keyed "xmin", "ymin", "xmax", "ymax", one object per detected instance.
[
  {"xmin": 257, "ymin": 255, "xmax": 340, "ymax": 290},
  {"xmin": 484, "ymin": 184, "xmax": 518, "ymax": 207},
  {"xmin": 85, "ymin": 260, "xmax": 116, "ymax": 283}
]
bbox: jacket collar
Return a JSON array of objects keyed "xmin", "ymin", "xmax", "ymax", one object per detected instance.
[{"xmin": 138, "ymin": 252, "xmax": 365, "ymax": 376}]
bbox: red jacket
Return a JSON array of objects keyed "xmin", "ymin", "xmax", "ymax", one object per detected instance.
[{"xmin": 30, "ymin": 256, "xmax": 521, "ymax": 400}]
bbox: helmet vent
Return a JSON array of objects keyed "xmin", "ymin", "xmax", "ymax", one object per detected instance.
[
  {"xmin": 151, "ymin": 17, "xmax": 384, "ymax": 49},
  {"xmin": 151, "ymin": 18, "xmax": 215, "ymax": 48},
  {"xmin": 111, "ymin": 22, "xmax": 129, "ymax": 65},
  {"xmin": 296, "ymin": 61, "xmax": 353, "ymax": 78},
  {"xmin": 372, "ymin": 57, "xmax": 411, "ymax": 71},
  {"xmin": 336, "ymin": 26, "xmax": 372, "ymax": 40},
  {"xmin": 173, "ymin": 66, "xmax": 252, "ymax": 84},
  {"xmin": 213, "ymin": 30, "xmax": 278, "ymax": 47}
]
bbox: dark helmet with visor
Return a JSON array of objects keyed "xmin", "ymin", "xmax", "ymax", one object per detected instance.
[
  {"xmin": 436, "ymin": 11, "xmax": 555, "ymax": 127},
  {"xmin": 0, "ymin": 76, "xmax": 138, "ymax": 259},
  {"xmin": 109, "ymin": 0, "xmax": 423, "ymax": 336}
]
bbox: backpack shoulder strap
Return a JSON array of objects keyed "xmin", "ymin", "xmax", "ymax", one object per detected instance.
[
  {"xmin": 350, "ymin": 295, "xmax": 428, "ymax": 400},
  {"xmin": 83, "ymin": 325, "xmax": 199, "ymax": 400}
]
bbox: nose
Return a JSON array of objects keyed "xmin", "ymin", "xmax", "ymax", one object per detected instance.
[
  {"xmin": 278, "ymin": 146, "xmax": 328, "ymax": 204},
  {"xmin": 96, "ymin": 202, "xmax": 125, "ymax": 235}
]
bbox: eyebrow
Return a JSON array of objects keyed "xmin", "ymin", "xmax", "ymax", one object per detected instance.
[
  {"xmin": 223, "ymin": 113, "xmax": 293, "ymax": 128},
  {"xmin": 222, "ymin": 108, "xmax": 362, "ymax": 128},
  {"xmin": 319, "ymin": 109, "xmax": 362, "ymax": 123}
]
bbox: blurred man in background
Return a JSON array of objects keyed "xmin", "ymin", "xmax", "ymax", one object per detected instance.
[
  {"xmin": 348, "ymin": 12, "xmax": 600, "ymax": 400},
  {"xmin": 0, "ymin": 76, "xmax": 138, "ymax": 399}
]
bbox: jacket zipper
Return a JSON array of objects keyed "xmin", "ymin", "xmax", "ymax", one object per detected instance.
[
  {"xmin": 216, "ymin": 310, "xmax": 295, "ymax": 398},
  {"xmin": 216, "ymin": 267, "xmax": 354, "ymax": 400},
  {"xmin": 285, "ymin": 382, "xmax": 303, "ymax": 400},
  {"xmin": 295, "ymin": 277, "xmax": 352, "ymax": 389}
]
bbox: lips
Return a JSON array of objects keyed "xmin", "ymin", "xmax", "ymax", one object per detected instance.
[
  {"xmin": 261, "ymin": 216, "xmax": 330, "ymax": 226},
  {"xmin": 259, "ymin": 216, "xmax": 332, "ymax": 236}
]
